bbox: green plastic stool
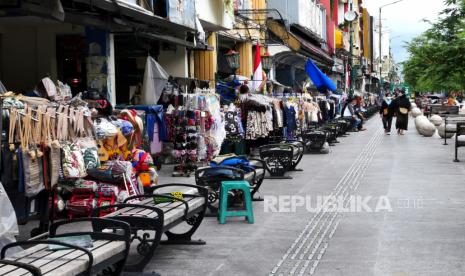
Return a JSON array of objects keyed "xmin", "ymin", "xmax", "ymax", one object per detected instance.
[{"xmin": 219, "ymin": 180, "xmax": 254, "ymax": 224}]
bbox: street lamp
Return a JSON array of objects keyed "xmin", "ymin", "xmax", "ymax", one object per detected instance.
[
  {"xmin": 379, "ymin": 0, "xmax": 404, "ymax": 88},
  {"xmin": 344, "ymin": 5, "xmax": 358, "ymax": 97},
  {"xmin": 225, "ymin": 49, "xmax": 240, "ymax": 79},
  {"xmin": 261, "ymin": 51, "xmax": 273, "ymax": 79}
]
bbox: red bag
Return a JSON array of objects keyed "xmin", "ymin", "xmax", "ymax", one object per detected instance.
[
  {"xmin": 66, "ymin": 194, "xmax": 97, "ymax": 219},
  {"xmin": 96, "ymin": 195, "xmax": 116, "ymax": 217}
]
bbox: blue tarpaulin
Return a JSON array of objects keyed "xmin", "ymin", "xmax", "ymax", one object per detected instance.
[{"xmin": 305, "ymin": 59, "xmax": 337, "ymax": 93}]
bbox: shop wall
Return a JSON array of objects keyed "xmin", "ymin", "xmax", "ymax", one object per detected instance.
[
  {"xmin": 193, "ymin": 33, "xmax": 217, "ymax": 84},
  {"xmin": 158, "ymin": 44, "xmax": 188, "ymax": 78},
  {"xmin": 0, "ymin": 22, "xmax": 84, "ymax": 92},
  {"xmin": 196, "ymin": 0, "xmax": 234, "ymax": 29},
  {"xmin": 319, "ymin": 0, "xmax": 336, "ymax": 55}
]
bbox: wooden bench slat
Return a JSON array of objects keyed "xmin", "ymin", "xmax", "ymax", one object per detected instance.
[
  {"xmin": 160, "ymin": 197, "xmax": 205, "ymax": 226},
  {"xmin": 106, "ymin": 200, "xmax": 171, "ymax": 217},
  {"xmin": 1, "ymin": 240, "xmax": 125, "ymax": 276},
  {"xmin": 33, "ymin": 240, "xmax": 112, "ymax": 276},
  {"xmin": 107, "ymin": 197, "xmax": 204, "ymax": 226},
  {"xmin": 0, "ymin": 240, "xmax": 109, "ymax": 276},
  {"xmin": 105, "ymin": 200, "xmax": 177, "ymax": 218},
  {"xmin": 41, "ymin": 240, "xmax": 125, "ymax": 276},
  {"xmin": 0, "ymin": 244, "xmax": 59, "ymax": 275},
  {"xmin": 0, "ymin": 265, "xmax": 30, "ymax": 275},
  {"xmin": 6, "ymin": 245, "xmax": 48, "ymax": 261}
]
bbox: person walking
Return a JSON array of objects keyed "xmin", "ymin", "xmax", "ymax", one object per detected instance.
[
  {"xmin": 380, "ymin": 92, "xmax": 394, "ymax": 134},
  {"xmin": 394, "ymin": 89, "xmax": 411, "ymax": 135}
]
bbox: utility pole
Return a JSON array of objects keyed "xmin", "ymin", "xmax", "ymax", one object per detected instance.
[
  {"xmin": 379, "ymin": 7, "xmax": 382, "ymax": 89},
  {"xmin": 378, "ymin": 0, "xmax": 404, "ymax": 92}
]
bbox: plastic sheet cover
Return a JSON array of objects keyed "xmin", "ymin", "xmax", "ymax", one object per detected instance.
[{"xmin": 141, "ymin": 56, "xmax": 169, "ymax": 104}]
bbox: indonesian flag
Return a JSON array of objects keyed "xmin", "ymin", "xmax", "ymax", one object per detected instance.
[{"xmin": 252, "ymin": 43, "xmax": 263, "ymax": 92}]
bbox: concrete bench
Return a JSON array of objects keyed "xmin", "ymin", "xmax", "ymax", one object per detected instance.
[
  {"xmin": 93, "ymin": 184, "xmax": 207, "ymax": 272},
  {"xmin": 0, "ymin": 218, "xmax": 131, "ymax": 276},
  {"xmin": 438, "ymin": 115, "xmax": 465, "ymax": 145}
]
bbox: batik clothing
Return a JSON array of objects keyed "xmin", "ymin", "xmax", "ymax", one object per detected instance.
[{"xmin": 245, "ymin": 111, "xmax": 272, "ymax": 140}]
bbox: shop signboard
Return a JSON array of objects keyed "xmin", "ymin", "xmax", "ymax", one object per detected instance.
[{"xmin": 167, "ymin": 0, "xmax": 196, "ymax": 29}]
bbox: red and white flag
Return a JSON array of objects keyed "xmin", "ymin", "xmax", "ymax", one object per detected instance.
[{"xmin": 252, "ymin": 43, "xmax": 263, "ymax": 92}]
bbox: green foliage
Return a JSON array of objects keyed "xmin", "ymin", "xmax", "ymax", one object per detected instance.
[{"xmin": 402, "ymin": 0, "xmax": 465, "ymax": 93}]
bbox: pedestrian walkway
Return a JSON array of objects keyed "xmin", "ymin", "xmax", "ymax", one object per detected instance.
[{"xmin": 150, "ymin": 117, "xmax": 465, "ymax": 276}]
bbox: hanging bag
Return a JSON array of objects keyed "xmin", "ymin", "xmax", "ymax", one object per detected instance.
[
  {"xmin": 59, "ymin": 107, "xmax": 87, "ymax": 179},
  {"xmin": 20, "ymin": 108, "xmax": 45, "ymax": 197},
  {"xmin": 2, "ymin": 109, "xmax": 19, "ymax": 192},
  {"xmin": 48, "ymin": 107, "xmax": 61, "ymax": 187},
  {"xmin": 76, "ymin": 137, "xmax": 100, "ymax": 170}
]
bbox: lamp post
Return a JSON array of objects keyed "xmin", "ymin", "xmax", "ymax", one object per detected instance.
[
  {"xmin": 261, "ymin": 51, "xmax": 273, "ymax": 79},
  {"xmin": 344, "ymin": 3, "xmax": 358, "ymax": 97},
  {"xmin": 225, "ymin": 49, "xmax": 240, "ymax": 80},
  {"xmin": 379, "ymin": 0, "xmax": 404, "ymax": 88}
]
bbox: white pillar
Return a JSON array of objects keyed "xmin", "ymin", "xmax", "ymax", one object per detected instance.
[{"xmin": 108, "ymin": 33, "xmax": 116, "ymax": 106}]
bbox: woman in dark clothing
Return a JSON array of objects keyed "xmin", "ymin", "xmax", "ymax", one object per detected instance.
[
  {"xmin": 380, "ymin": 92, "xmax": 394, "ymax": 134},
  {"xmin": 394, "ymin": 89, "xmax": 412, "ymax": 135}
]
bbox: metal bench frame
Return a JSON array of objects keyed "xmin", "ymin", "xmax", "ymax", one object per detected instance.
[
  {"xmin": 209, "ymin": 155, "xmax": 266, "ymax": 200},
  {"xmin": 302, "ymin": 131, "xmax": 328, "ymax": 152},
  {"xmin": 258, "ymin": 143, "xmax": 294, "ymax": 179},
  {"xmin": 93, "ymin": 183, "xmax": 208, "ymax": 272},
  {"xmin": 454, "ymin": 122, "xmax": 465, "ymax": 162},
  {"xmin": 195, "ymin": 166, "xmax": 246, "ymax": 215},
  {"xmin": 0, "ymin": 260, "xmax": 42, "ymax": 276},
  {"xmin": 440, "ymin": 114, "xmax": 465, "ymax": 145},
  {"xmin": 281, "ymin": 140, "xmax": 305, "ymax": 171},
  {"xmin": 322, "ymin": 123, "xmax": 339, "ymax": 145}
]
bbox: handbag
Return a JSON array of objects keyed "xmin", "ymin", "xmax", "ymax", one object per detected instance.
[
  {"xmin": 61, "ymin": 142, "xmax": 87, "ymax": 179},
  {"xmin": 399, "ymin": 107, "xmax": 409, "ymax": 115},
  {"xmin": 19, "ymin": 108, "xmax": 45, "ymax": 197},
  {"xmin": 76, "ymin": 137, "xmax": 100, "ymax": 170},
  {"xmin": 46, "ymin": 108, "xmax": 61, "ymax": 187}
]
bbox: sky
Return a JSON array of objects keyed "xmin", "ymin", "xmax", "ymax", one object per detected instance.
[{"xmin": 364, "ymin": 0, "xmax": 447, "ymax": 63}]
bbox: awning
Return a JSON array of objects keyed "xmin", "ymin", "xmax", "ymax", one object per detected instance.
[
  {"xmin": 272, "ymin": 49, "xmax": 332, "ymax": 72},
  {"xmin": 267, "ymin": 20, "xmax": 333, "ymax": 67},
  {"xmin": 71, "ymin": 0, "xmax": 196, "ymax": 32}
]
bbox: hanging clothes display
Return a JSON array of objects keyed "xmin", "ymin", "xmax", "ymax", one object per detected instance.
[{"xmin": 160, "ymin": 88, "xmax": 223, "ymax": 176}]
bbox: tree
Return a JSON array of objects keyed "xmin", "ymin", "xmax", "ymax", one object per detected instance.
[{"xmin": 402, "ymin": 0, "xmax": 465, "ymax": 94}]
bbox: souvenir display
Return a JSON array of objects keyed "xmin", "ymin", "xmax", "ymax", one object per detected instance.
[{"xmin": 1, "ymin": 88, "xmax": 159, "ymax": 225}]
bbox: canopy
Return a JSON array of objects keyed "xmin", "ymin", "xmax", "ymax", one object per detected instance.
[{"xmin": 305, "ymin": 59, "xmax": 337, "ymax": 93}]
